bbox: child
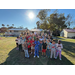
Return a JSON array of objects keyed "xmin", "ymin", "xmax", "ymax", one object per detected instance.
[
  {"xmin": 23, "ymin": 40, "xmax": 30, "ymax": 58},
  {"xmin": 21, "ymin": 36, "xmax": 25, "ymax": 51},
  {"xmin": 27, "ymin": 38, "xmax": 31, "ymax": 53},
  {"xmin": 15, "ymin": 36, "xmax": 19, "ymax": 50},
  {"xmin": 15, "ymin": 36, "xmax": 19, "ymax": 47},
  {"xmin": 50, "ymin": 40, "xmax": 56, "ymax": 59},
  {"xmin": 39, "ymin": 36, "xmax": 43, "ymax": 52},
  {"xmin": 56, "ymin": 40, "xmax": 63, "ymax": 60},
  {"xmin": 42, "ymin": 39, "xmax": 47, "ymax": 57},
  {"xmin": 18, "ymin": 37, "xmax": 22, "ymax": 51},
  {"xmin": 46, "ymin": 39, "xmax": 51, "ymax": 58},
  {"xmin": 19, "ymin": 34, "xmax": 22, "ymax": 39},
  {"xmin": 31, "ymin": 38, "xmax": 35, "ymax": 54},
  {"xmin": 34, "ymin": 38, "xmax": 40, "ymax": 58}
]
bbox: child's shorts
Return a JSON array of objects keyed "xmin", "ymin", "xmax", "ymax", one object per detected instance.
[
  {"xmin": 28, "ymin": 47, "xmax": 31, "ymax": 52},
  {"xmin": 42, "ymin": 49, "xmax": 46, "ymax": 52},
  {"xmin": 31, "ymin": 46, "xmax": 34, "ymax": 49},
  {"xmin": 16, "ymin": 43, "xmax": 18, "ymax": 46}
]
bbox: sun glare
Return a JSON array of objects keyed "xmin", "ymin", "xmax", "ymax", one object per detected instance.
[{"xmin": 28, "ymin": 12, "xmax": 34, "ymax": 19}]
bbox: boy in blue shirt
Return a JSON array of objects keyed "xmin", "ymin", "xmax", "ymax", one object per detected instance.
[{"xmin": 34, "ymin": 38, "xmax": 40, "ymax": 58}]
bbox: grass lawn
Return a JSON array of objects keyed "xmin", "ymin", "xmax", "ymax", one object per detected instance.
[{"xmin": 0, "ymin": 36, "xmax": 75, "ymax": 65}]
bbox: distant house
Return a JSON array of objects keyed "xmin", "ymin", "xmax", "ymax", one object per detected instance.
[
  {"xmin": 5, "ymin": 28, "xmax": 27, "ymax": 36},
  {"xmin": 60, "ymin": 29, "xmax": 75, "ymax": 38},
  {"xmin": 30, "ymin": 29, "xmax": 43, "ymax": 35}
]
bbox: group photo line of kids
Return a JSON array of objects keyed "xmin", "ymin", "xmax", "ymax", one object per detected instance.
[{"xmin": 15, "ymin": 32, "xmax": 63, "ymax": 60}]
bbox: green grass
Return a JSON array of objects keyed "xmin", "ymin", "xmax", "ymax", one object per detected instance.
[{"xmin": 0, "ymin": 36, "xmax": 75, "ymax": 65}]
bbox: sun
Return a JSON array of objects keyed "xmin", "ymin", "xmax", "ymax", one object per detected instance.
[{"xmin": 28, "ymin": 12, "xmax": 34, "ymax": 19}]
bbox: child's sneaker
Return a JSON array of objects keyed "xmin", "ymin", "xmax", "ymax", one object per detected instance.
[
  {"xmin": 37, "ymin": 56, "xmax": 39, "ymax": 58},
  {"xmin": 34, "ymin": 52, "xmax": 35, "ymax": 54},
  {"xmin": 60, "ymin": 58, "xmax": 62, "ymax": 60},
  {"xmin": 34, "ymin": 56, "xmax": 36, "ymax": 58},
  {"xmin": 55, "ymin": 57, "xmax": 57, "ymax": 59}
]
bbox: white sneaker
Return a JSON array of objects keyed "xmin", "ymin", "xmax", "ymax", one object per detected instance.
[
  {"xmin": 55, "ymin": 57, "xmax": 57, "ymax": 59},
  {"xmin": 37, "ymin": 56, "xmax": 39, "ymax": 58},
  {"xmin": 34, "ymin": 56, "xmax": 36, "ymax": 58},
  {"xmin": 60, "ymin": 58, "xmax": 62, "ymax": 60}
]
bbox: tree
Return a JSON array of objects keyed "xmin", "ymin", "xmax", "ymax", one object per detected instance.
[
  {"xmin": 73, "ymin": 27, "xmax": 75, "ymax": 29},
  {"xmin": 0, "ymin": 27, "xmax": 7, "ymax": 35},
  {"xmin": 36, "ymin": 21, "xmax": 40, "ymax": 29},
  {"xmin": 37, "ymin": 9, "xmax": 50, "ymax": 21},
  {"xmin": 65, "ymin": 14, "xmax": 73, "ymax": 27},
  {"xmin": 12, "ymin": 24, "xmax": 14, "ymax": 27},
  {"xmin": 8, "ymin": 26, "xmax": 13, "ymax": 29},
  {"xmin": 7, "ymin": 24, "xmax": 9, "ymax": 28},
  {"xmin": 34, "ymin": 27, "xmax": 37, "ymax": 29},
  {"xmin": 37, "ymin": 9, "xmax": 74, "ymax": 37},
  {"xmin": 2, "ymin": 24, "xmax": 5, "ymax": 27}
]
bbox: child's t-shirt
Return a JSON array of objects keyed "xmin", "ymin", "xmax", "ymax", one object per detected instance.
[
  {"xmin": 31, "ymin": 40, "xmax": 35, "ymax": 47},
  {"xmin": 24, "ymin": 43, "xmax": 28, "ymax": 50},
  {"xmin": 18, "ymin": 39, "xmax": 22, "ymax": 45},
  {"xmin": 39, "ymin": 38, "xmax": 43, "ymax": 43},
  {"xmin": 33, "ymin": 36, "xmax": 36, "ymax": 40},
  {"xmin": 50, "ymin": 43, "xmax": 56, "ymax": 50},
  {"xmin": 34, "ymin": 41, "xmax": 40, "ymax": 48},
  {"xmin": 56, "ymin": 43, "xmax": 63, "ymax": 51},
  {"xmin": 21, "ymin": 39, "xmax": 25, "ymax": 45},
  {"xmin": 47, "ymin": 42, "xmax": 51, "ymax": 49},
  {"xmin": 42, "ymin": 42, "xmax": 47, "ymax": 49},
  {"xmin": 15, "ymin": 38, "xmax": 19, "ymax": 43},
  {"xmin": 27, "ymin": 40, "xmax": 31, "ymax": 48}
]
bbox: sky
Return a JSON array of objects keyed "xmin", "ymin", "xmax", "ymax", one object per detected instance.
[{"xmin": 0, "ymin": 9, "xmax": 75, "ymax": 30}]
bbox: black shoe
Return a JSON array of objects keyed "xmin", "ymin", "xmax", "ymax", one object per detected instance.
[
  {"xmin": 50, "ymin": 58, "xmax": 52, "ymax": 60},
  {"xmin": 44, "ymin": 55, "xmax": 46, "ymax": 57},
  {"xmin": 28, "ymin": 57, "xmax": 30, "ymax": 59}
]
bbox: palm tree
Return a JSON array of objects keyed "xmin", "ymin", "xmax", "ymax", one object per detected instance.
[
  {"xmin": 7, "ymin": 24, "xmax": 9, "ymax": 28},
  {"xmin": 2, "ymin": 24, "xmax": 5, "ymax": 27},
  {"xmin": 12, "ymin": 24, "xmax": 14, "ymax": 27}
]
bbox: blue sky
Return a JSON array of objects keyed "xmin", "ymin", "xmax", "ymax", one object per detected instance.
[{"xmin": 0, "ymin": 9, "xmax": 75, "ymax": 30}]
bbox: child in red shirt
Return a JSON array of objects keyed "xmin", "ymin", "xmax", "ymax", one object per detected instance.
[
  {"xmin": 27, "ymin": 38, "xmax": 31, "ymax": 53},
  {"xmin": 31, "ymin": 38, "xmax": 35, "ymax": 54}
]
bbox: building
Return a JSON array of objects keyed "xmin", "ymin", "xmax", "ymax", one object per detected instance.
[
  {"xmin": 30, "ymin": 29, "xmax": 43, "ymax": 35},
  {"xmin": 5, "ymin": 28, "xmax": 27, "ymax": 36},
  {"xmin": 60, "ymin": 29, "xmax": 75, "ymax": 38}
]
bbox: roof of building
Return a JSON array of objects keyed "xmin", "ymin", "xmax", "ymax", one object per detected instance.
[
  {"xmin": 30, "ymin": 29, "xmax": 43, "ymax": 31},
  {"xmin": 8, "ymin": 28, "xmax": 27, "ymax": 31},
  {"xmin": 64, "ymin": 29, "xmax": 75, "ymax": 33}
]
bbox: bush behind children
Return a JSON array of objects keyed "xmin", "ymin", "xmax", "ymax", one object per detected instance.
[{"xmin": 15, "ymin": 32, "xmax": 63, "ymax": 60}]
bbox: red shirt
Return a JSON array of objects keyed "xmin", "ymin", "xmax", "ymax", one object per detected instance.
[
  {"xmin": 28, "ymin": 36, "xmax": 30, "ymax": 39},
  {"xmin": 26, "ymin": 36, "xmax": 28, "ymax": 40},
  {"xmin": 27, "ymin": 40, "xmax": 31, "ymax": 48},
  {"xmin": 31, "ymin": 40, "xmax": 35, "ymax": 47}
]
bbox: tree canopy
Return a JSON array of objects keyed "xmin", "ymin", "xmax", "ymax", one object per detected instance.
[{"xmin": 36, "ymin": 9, "xmax": 74, "ymax": 32}]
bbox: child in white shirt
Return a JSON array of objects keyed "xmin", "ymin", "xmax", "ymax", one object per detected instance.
[{"xmin": 56, "ymin": 40, "xmax": 63, "ymax": 60}]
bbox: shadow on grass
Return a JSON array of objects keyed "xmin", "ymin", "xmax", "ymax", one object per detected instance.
[
  {"xmin": 61, "ymin": 41, "xmax": 75, "ymax": 58},
  {"xmin": 0, "ymin": 46, "xmax": 74, "ymax": 65}
]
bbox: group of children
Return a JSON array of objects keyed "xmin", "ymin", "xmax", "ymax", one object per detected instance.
[{"xmin": 15, "ymin": 32, "xmax": 63, "ymax": 60}]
